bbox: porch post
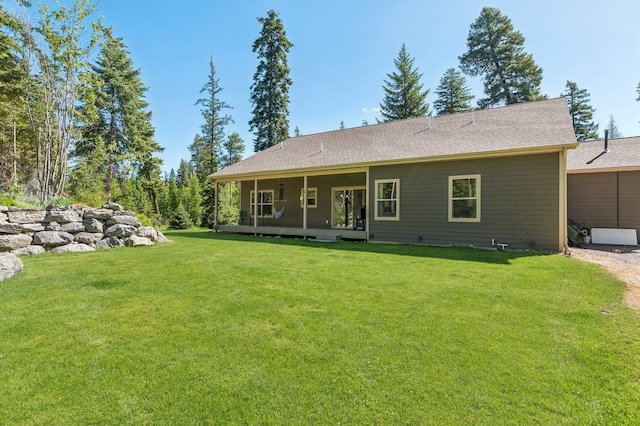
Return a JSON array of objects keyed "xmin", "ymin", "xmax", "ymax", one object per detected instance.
[
  {"xmin": 365, "ymin": 168, "xmax": 370, "ymax": 241},
  {"xmin": 214, "ymin": 179, "xmax": 219, "ymax": 232},
  {"xmin": 254, "ymin": 179, "xmax": 258, "ymax": 235},
  {"xmin": 303, "ymin": 175, "xmax": 308, "ymax": 230}
]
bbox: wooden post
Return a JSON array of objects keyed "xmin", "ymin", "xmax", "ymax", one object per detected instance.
[
  {"xmin": 213, "ymin": 180, "xmax": 219, "ymax": 232},
  {"xmin": 303, "ymin": 175, "xmax": 308, "ymax": 230}
]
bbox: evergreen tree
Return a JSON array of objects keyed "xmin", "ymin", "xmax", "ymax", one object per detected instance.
[
  {"xmin": 293, "ymin": 126, "xmax": 301, "ymax": 137},
  {"xmin": 606, "ymin": 115, "xmax": 622, "ymax": 139},
  {"xmin": 563, "ymin": 81, "xmax": 599, "ymax": 141},
  {"xmin": 459, "ymin": 7, "xmax": 544, "ymax": 108},
  {"xmin": 249, "ymin": 9, "xmax": 293, "ymax": 152},
  {"xmin": 379, "ymin": 43, "xmax": 430, "ymax": 122},
  {"xmin": 74, "ymin": 28, "xmax": 163, "ymax": 204},
  {"xmin": 190, "ymin": 56, "xmax": 232, "ymax": 181},
  {"xmin": 220, "ymin": 132, "xmax": 244, "ymax": 169},
  {"xmin": 433, "ymin": 68, "xmax": 474, "ymax": 116},
  {"xmin": 339, "ymin": 121, "xmax": 345, "ymax": 130}
]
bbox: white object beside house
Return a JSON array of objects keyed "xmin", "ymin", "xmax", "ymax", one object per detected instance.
[{"xmin": 590, "ymin": 228, "xmax": 638, "ymax": 245}]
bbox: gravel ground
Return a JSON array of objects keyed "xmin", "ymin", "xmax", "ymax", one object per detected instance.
[{"xmin": 568, "ymin": 244, "xmax": 640, "ymax": 312}]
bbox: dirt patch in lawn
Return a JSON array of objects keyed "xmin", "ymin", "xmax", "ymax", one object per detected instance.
[{"xmin": 569, "ymin": 245, "xmax": 640, "ymax": 313}]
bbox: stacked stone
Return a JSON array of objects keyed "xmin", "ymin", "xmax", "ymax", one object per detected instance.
[{"xmin": 0, "ymin": 202, "xmax": 169, "ymax": 257}]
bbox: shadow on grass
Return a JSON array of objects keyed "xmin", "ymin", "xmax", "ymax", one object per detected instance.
[{"xmin": 166, "ymin": 229, "xmax": 552, "ymax": 265}]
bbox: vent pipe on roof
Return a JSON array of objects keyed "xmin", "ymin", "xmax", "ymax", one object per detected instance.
[
  {"xmin": 320, "ymin": 143, "xmax": 324, "ymax": 153},
  {"xmin": 471, "ymin": 111, "xmax": 475, "ymax": 123},
  {"xmin": 280, "ymin": 141, "xmax": 284, "ymax": 149},
  {"xmin": 604, "ymin": 129, "xmax": 609, "ymax": 152},
  {"xmin": 427, "ymin": 116, "xmax": 431, "ymax": 130}
]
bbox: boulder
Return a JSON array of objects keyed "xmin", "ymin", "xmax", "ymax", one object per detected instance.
[
  {"xmin": 104, "ymin": 224, "xmax": 136, "ymax": 238},
  {"xmin": 83, "ymin": 209, "xmax": 113, "ymax": 220},
  {"xmin": 20, "ymin": 223, "xmax": 45, "ymax": 233},
  {"xmin": 83, "ymin": 218, "xmax": 104, "ymax": 233},
  {"xmin": 0, "ymin": 205, "xmax": 8, "ymax": 212},
  {"xmin": 106, "ymin": 215, "xmax": 141, "ymax": 228},
  {"xmin": 45, "ymin": 221, "xmax": 61, "ymax": 231},
  {"xmin": 50, "ymin": 243, "xmax": 96, "ymax": 254},
  {"xmin": 125, "ymin": 235, "xmax": 154, "ymax": 247},
  {"xmin": 0, "ymin": 212, "xmax": 7, "ymax": 221},
  {"xmin": 0, "ymin": 252, "xmax": 23, "ymax": 281},
  {"xmin": 12, "ymin": 245, "xmax": 46, "ymax": 256},
  {"xmin": 0, "ymin": 234, "xmax": 33, "ymax": 251},
  {"xmin": 7, "ymin": 210, "xmax": 46, "ymax": 224},
  {"xmin": 75, "ymin": 232, "xmax": 103, "ymax": 245},
  {"xmin": 102, "ymin": 201, "xmax": 124, "ymax": 211},
  {"xmin": 32, "ymin": 231, "xmax": 74, "ymax": 247},
  {"xmin": 45, "ymin": 210, "xmax": 82, "ymax": 223},
  {"xmin": 136, "ymin": 226, "xmax": 157, "ymax": 240},
  {"xmin": 60, "ymin": 222, "xmax": 86, "ymax": 234},
  {"xmin": 155, "ymin": 231, "xmax": 171, "ymax": 244},
  {"xmin": 96, "ymin": 236, "xmax": 125, "ymax": 249},
  {"xmin": 113, "ymin": 210, "xmax": 136, "ymax": 217},
  {"xmin": 0, "ymin": 223, "xmax": 24, "ymax": 235}
]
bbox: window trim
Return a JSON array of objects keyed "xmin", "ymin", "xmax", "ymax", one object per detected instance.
[
  {"xmin": 374, "ymin": 179, "xmax": 400, "ymax": 221},
  {"xmin": 300, "ymin": 187, "xmax": 318, "ymax": 208},
  {"xmin": 250, "ymin": 189, "xmax": 274, "ymax": 218},
  {"xmin": 448, "ymin": 174, "xmax": 481, "ymax": 222}
]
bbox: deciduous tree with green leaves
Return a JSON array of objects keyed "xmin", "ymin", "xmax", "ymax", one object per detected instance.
[
  {"xmin": 563, "ymin": 81, "xmax": 599, "ymax": 141},
  {"xmin": 459, "ymin": 7, "xmax": 544, "ymax": 109},
  {"xmin": 379, "ymin": 43, "xmax": 429, "ymax": 122},
  {"xmin": 433, "ymin": 68, "xmax": 474, "ymax": 116},
  {"xmin": 249, "ymin": 9, "xmax": 293, "ymax": 152},
  {"xmin": 17, "ymin": 0, "xmax": 101, "ymax": 200}
]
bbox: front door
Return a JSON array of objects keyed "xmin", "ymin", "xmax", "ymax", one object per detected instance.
[{"xmin": 332, "ymin": 187, "xmax": 365, "ymax": 228}]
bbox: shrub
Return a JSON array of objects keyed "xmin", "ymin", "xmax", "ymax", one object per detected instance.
[{"xmin": 169, "ymin": 203, "xmax": 193, "ymax": 229}]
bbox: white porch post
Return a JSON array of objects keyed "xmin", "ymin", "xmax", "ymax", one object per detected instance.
[
  {"xmin": 303, "ymin": 175, "xmax": 308, "ymax": 230},
  {"xmin": 254, "ymin": 179, "xmax": 258, "ymax": 235},
  {"xmin": 214, "ymin": 180, "xmax": 219, "ymax": 232},
  {"xmin": 365, "ymin": 168, "xmax": 370, "ymax": 240}
]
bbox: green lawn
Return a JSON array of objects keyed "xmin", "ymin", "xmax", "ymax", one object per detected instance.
[{"xmin": 1, "ymin": 229, "xmax": 639, "ymax": 424}]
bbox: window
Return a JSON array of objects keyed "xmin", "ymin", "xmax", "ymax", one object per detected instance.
[
  {"xmin": 300, "ymin": 188, "xmax": 317, "ymax": 208},
  {"xmin": 374, "ymin": 179, "xmax": 399, "ymax": 220},
  {"xmin": 449, "ymin": 175, "xmax": 480, "ymax": 222},
  {"xmin": 250, "ymin": 190, "xmax": 274, "ymax": 217}
]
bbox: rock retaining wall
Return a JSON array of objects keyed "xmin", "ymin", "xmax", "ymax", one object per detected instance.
[{"xmin": 0, "ymin": 202, "xmax": 169, "ymax": 258}]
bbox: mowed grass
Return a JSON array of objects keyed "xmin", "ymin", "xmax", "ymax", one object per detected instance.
[{"xmin": 1, "ymin": 229, "xmax": 639, "ymax": 424}]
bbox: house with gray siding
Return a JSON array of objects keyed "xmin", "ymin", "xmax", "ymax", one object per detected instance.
[
  {"xmin": 211, "ymin": 97, "xmax": 577, "ymax": 252},
  {"xmin": 567, "ymin": 136, "xmax": 640, "ymax": 243}
]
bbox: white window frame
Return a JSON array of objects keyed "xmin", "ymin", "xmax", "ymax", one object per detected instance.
[
  {"xmin": 300, "ymin": 187, "xmax": 318, "ymax": 208},
  {"xmin": 448, "ymin": 174, "xmax": 481, "ymax": 222},
  {"xmin": 374, "ymin": 179, "xmax": 400, "ymax": 221},
  {"xmin": 250, "ymin": 189, "xmax": 274, "ymax": 218}
]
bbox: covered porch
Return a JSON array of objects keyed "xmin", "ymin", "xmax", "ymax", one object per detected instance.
[{"xmin": 213, "ymin": 168, "xmax": 369, "ymax": 241}]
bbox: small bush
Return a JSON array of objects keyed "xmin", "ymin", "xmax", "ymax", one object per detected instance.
[{"xmin": 0, "ymin": 194, "xmax": 16, "ymax": 206}]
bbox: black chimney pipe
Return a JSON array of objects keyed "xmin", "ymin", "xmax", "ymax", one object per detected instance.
[{"xmin": 604, "ymin": 129, "xmax": 609, "ymax": 152}]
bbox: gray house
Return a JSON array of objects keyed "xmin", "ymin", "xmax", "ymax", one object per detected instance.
[
  {"xmin": 211, "ymin": 97, "xmax": 577, "ymax": 252},
  {"xmin": 567, "ymin": 136, "xmax": 640, "ymax": 242}
]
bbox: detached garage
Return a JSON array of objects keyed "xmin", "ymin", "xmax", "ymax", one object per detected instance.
[{"xmin": 567, "ymin": 136, "xmax": 640, "ymax": 244}]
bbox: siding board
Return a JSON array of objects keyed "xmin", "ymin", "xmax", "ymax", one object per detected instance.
[{"xmin": 369, "ymin": 153, "xmax": 561, "ymax": 251}]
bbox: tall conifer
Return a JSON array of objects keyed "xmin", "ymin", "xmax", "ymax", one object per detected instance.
[
  {"xmin": 563, "ymin": 81, "xmax": 599, "ymax": 141},
  {"xmin": 433, "ymin": 68, "xmax": 474, "ymax": 116}
]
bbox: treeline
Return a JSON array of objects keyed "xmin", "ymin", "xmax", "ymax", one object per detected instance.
[{"xmin": 1, "ymin": 3, "xmax": 638, "ymax": 228}]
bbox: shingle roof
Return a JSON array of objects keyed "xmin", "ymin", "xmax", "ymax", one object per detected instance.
[
  {"xmin": 212, "ymin": 97, "xmax": 577, "ymax": 180},
  {"xmin": 567, "ymin": 136, "xmax": 640, "ymax": 172}
]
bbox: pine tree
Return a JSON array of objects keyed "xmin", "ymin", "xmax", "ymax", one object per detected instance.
[
  {"xmin": 249, "ymin": 9, "xmax": 293, "ymax": 152},
  {"xmin": 606, "ymin": 115, "xmax": 622, "ymax": 139},
  {"xmin": 563, "ymin": 81, "xmax": 599, "ymax": 141},
  {"xmin": 339, "ymin": 121, "xmax": 345, "ymax": 130},
  {"xmin": 379, "ymin": 44, "xmax": 430, "ymax": 122},
  {"xmin": 293, "ymin": 126, "xmax": 302, "ymax": 137},
  {"xmin": 459, "ymin": 7, "xmax": 544, "ymax": 108},
  {"xmin": 75, "ymin": 28, "xmax": 163, "ymax": 204},
  {"xmin": 220, "ymin": 132, "xmax": 244, "ymax": 169},
  {"xmin": 433, "ymin": 68, "xmax": 474, "ymax": 116},
  {"xmin": 190, "ymin": 56, "xmax": 232, "ymax": 181}
]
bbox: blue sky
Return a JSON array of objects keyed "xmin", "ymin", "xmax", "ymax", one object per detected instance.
[{"xmin": 10, "ymin": 0, "xmax": 640, "ymax": 173}]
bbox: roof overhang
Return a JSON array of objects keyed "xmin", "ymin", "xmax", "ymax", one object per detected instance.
[
  {"xmin": 211, "ymin": 143, "xmax": 577, "ymax": 182},
  {"xmin": 568, "ymin": 166, "xmax": 640, "ymax": 174}
]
